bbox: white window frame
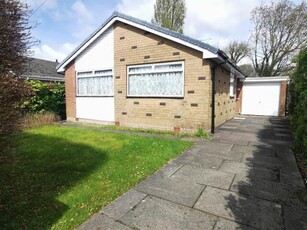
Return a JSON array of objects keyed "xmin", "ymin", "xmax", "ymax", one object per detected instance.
[
  {"xmin": 229, "ymin": 73, "xmax": 237, "ymax": 97},
  {"xmin": 76, "ymin": 69, "xmax": 114, "ymax": 97},
  {"xmin": 127, "ymin": 61, "xmax": 185, "ymax": 98}
]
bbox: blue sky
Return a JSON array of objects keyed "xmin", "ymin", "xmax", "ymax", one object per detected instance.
[{"xmin": 22, "ymin": 0, "xmax": 304, "ymax": 62}]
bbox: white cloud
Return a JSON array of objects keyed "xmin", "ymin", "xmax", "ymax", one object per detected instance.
[
  {"xmin": 116, "ymin": 0, "xmax": 155, "ymax": 22},
  {"xmin": 116, "ymin": 0, "xmax": 261, "ymax": 49},
  {"xmin": 31, "ymin": 43, "xmax": 75, "ymax": 61}
]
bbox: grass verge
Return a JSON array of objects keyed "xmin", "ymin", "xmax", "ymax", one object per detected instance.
[
  {"xmin": 0, "ymin": 126, "xmax": 191, "ymax": 229},
  {"xmin": 68, "ymin": 122, "xmax": 211, "ymax": 139}
]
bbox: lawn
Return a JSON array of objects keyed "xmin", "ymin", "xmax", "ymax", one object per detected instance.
[{"xmin": 0, "ymin": 126, "xmax": 191, "ymax": 229}]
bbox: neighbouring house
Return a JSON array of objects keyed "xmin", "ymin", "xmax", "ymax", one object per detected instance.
[
  {"xmin": 23, "ymin": 58, "xmax": 64, "ymax": 82},
  {"xmin": 56, "ymin": 11, "xmax": 247, "ymax": 133}
]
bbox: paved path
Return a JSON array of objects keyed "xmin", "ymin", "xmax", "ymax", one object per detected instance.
[{"xmin": 78, "ymin": 116, "xmax": 307, "ymax": 230}]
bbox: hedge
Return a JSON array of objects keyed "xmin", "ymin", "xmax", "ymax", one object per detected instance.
[{"xmin": 21, "ymin": 80, "xmax": 66, "ymax": 119}]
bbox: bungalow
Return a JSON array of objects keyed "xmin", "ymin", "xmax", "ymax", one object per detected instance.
[{"xmin": 57, "ymin": 11, "xmax": 246, "ymax": 133}]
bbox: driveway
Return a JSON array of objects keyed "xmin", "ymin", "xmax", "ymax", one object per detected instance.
[{"xmin": 78, "ymin": 116, "xmax": 307, "ymax": 230}]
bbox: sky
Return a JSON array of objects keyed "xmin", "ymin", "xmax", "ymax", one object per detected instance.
[{"xmin": 21, "ymin": 0, "xmax": 304, "ymax": 63}]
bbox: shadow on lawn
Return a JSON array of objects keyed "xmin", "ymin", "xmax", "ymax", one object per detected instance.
[
  {"xmin": 223, "ymin": 117, "xmax": 307, "ymax": 229},
  {"xmin": 0, "ymin": 132, "xmax": 108, "ymax": 229}
]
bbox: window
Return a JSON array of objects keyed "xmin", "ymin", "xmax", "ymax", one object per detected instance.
[
  {"xmin": 127, "ymin": 61, "xmax": 184, "ymax": 97},
  {"xmin": 229, "ymin": 73, "xmax": 236, "ymax": 97},
  {"xmin": 76, "ymin": 69, "xmax": 113, "ymax": 96}
]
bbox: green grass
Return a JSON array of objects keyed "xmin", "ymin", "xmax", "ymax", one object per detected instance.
[
  {"xmin": 68, "ymin": 122, "xmax": 211, "ymax": 139},
  {"xmin": 0, "ymin": 126, "xmax": 191, "ymax": 229}
]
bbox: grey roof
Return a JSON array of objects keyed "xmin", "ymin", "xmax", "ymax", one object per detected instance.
[
  {"xmin": 24, "ymin": 58, "xmax": 64, "ymax": 82},
  {"xmin": 57, "ymin": 11, "xmax": 243, "ymax": 76}
]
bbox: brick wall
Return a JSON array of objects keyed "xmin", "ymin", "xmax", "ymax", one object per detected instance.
[
  {"xmin": 113, "ymin": 22, "xmax": 212, "ymax": 132},
  {"xmin": 279, "ymin": 81, "xmax": 287, "ymax": 116},
  {"xmin": 65, "ymin": 62, "xmax": 76, "ymax": 121},
  {"xmin": 235, "ymin": 79, "xmax": 243, "ymax": 114},
  {"xmin": 214, "ymin": 66, "xmax": 236, "ymax": 127}
]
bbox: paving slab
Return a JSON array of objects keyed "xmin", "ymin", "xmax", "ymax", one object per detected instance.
[
  {"xmin": 101, "ymin": 189, "xmax": 147, "ymax": 219},
  {"xmin": 214, "ymin": 218, "xmax": 255, "ymax": 230},
  {"xmin": 198, "ymin": 142, "xmax": 233, "ymax": 155},
  {"xmin": 232, "ymin": 144, "xmax": 276, "ymax": 157},
  {"xmin": 194, "ymin": 186, "xmax": 283, "ymax": 229},
  {"xmin": 283, "ymin": 206, "xmax": 307, "ymax": 230},
  {"xmin": 175, "ymin": 154, "xmax": 223, "ymax": 169},
  {"xmin": 241, "ymin": 153, "xmax": 281, "ymax": 168},
  {"xmin": 77, "ymin": 213, "xmax": 131, "ymax": 230},
  {"xmin": 171, "ymin": 164, "xmax": 235, "ymax": 190},
  {"xmin": 219, "ymin": 160, "xmax": 280, "ymax": 182},
  {"xmin": 230, "ymin": 175, "xmax": 306, "ymax": 207},
  {"xmin": 197, "ymin": 148, "xmax": 244, "ymax": 162},
  {"xmin": 134, "ymin": 174, "xmax": 204, "ymax": 207},
  {"xmin": 120, "ymin": 196, "xmax": 217, "ymax": 230}
]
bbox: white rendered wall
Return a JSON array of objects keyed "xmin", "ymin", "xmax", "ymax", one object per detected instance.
[
  {"xmin": 75, "ymin": 28, "xmax": 114, "ymax": 122},
  {"xmin": 76, "ymin": 97, "xmax": 114, "ymax": 121},
  {"xmin": 75, "ymin": 28, "xmax": 114, "ymax": 71}
]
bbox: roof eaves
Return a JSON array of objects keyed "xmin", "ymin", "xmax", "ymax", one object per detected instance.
[{"xmin": 57, "ymin": 11, "xmax": 221, "ymax": 72}]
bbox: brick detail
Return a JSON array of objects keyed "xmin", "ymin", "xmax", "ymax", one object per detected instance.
[
  {"xmin": 118, "ymin": 91, "xmax": 122, "ymax": 94},
  {"xmin": 131, "ymin": 46, "xmax": 137, "ymax": 49},
  {"xmin": 279, "ymin": 81, "xmax": 287, "ymax": 116},
  {"xmin": 214, "ymin": 66, "xmax": 236, "ymax": 127},
  {"xmin": 144, "ymin": 55, "xmax": 150, "ymax": 59},
  {"xmin": 115, "ymin": 76, "xmax": 120, "ymax": 79},
  {"xmin": 187, "ymin": 90, "xmax": 195, "ymax": 94},
  {"xmin": 65, "ymin": 62, "xmax": 76, "ymax": 120},
  {"xmin": 115, "ymin": 121, "xmax": 120, "ymax": 126},
  {"xmin": 114, "ymin": 22, "xmax": 212, "ymax": 132},
  {"xmin": 146, "ymin": 113, "xmax": 152, "ymax": 117},
  {"xmin": 173, "ymin": 52, "xmax": 180, "ymax": 56},
  {"xmin": 122, "ymin": 112, "xmax": 127, "ymax": 115},
  {"xmin": 120, "ymin": 36, "xmax": 125, "ymax": 40},
  {"xmin": 174, "ymin": 115, "xmax": 181, "ymax": 119},
  {"xmin": 174, "ymin": 127, "xmax": 180, "ymax": 132},
  {"xmin": 120, "ymin": 58, "xmax": 125, "ymax": 62},
  {"xmin": 134, "ymin": 101, "xmax": 139, "ymax": 105},
  {"xmin": 198, "ymin": 77, "xmax": 206, "ymax": 80},
  {"xmin": 191, "ymin": 103, "xmax": 198, "ymax": 107}
]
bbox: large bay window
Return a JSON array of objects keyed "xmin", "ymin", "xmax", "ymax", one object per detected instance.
[
  {"xmin": 127, "ymin": 61, "xmax": 184, "ymax": 97},
  {"xmin": 77, "ymin": 69, "xmax": 113, "ymax": 96}
]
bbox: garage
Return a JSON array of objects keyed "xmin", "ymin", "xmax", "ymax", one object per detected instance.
[{"xmin": 241, "ymin": 77, "xmax": 289, "ymax": 116}]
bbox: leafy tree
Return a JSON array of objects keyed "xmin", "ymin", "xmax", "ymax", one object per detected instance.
[
  {"xmin": 239, "ymin": 64, "xmax": 258, "ymax": 77},
  {"xmin": 289, "ymin": 47, "xmax": 307, "ymax": 162},
  {"xmin": 250, "ymin": 0, "xmax": 307, "ymax": 76},
  {"xmin": 152, "ymin": 0, "xmax": 186, "ymax": 33},
  {"xmin": 0, "ymin": 0, "xmax": 35, "ymax": 156},
  {"xmin": 224, "ymin": 41, "xmax": 250, "ymax": 65}
]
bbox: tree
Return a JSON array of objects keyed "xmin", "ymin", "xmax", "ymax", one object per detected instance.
[
  {"xmin": 250, "ymin": 0, "xmax": 307, "ymax": 76},
  {"xmin": 288, "ymin": 46, "xmax": 307, "ymax": 168},
  {"xmin": 224, "ymin": 41, "xmax": 250, "ymax": 65},
  {"xmin": 239, "ymin": 64, "xmax": 258, "ymax": 77},
  {"xmin": 0, "ymin": 0, "xmax": 34, "ymax": 156},
  {"xmin": 152, "ymin": 0, "xmax": 186, "ymax": 33}
]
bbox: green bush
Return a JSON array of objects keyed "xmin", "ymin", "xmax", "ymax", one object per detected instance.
[
  {"xmin": 21, "ymin": 81, "xmax": 66, "ymax": 119},
  {"xmin": 289, "ymin": 47, "xmax": 307, "ymax": 165}
]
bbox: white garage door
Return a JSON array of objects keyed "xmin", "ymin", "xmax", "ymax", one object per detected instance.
[{"xmin": 242, "ymin": 82, "xmax": 281, "ymax": 116}]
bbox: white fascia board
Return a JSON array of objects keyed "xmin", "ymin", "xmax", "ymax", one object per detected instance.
[
  {"xmin": 202, "ymin": 49, "xmax": 218, "ymax": 59},
  {"xmin": 57, "ymin": 17, "xmax": 217, "ymax": 72},
  {"xmin": 57, "ymin": 19, "xmax": 117, "ymax": 73},
  {"xmin": 242, "ymin": 76, "xmax": 289, "ymax": 82}
]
